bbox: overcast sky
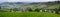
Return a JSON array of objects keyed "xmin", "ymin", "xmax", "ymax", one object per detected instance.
[{"xmin": 0, "ymin": 0, "xmax": 58, "ymax": 2}]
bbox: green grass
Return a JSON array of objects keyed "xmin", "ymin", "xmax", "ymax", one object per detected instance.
[{"xmin": 0, "ymin": 12, "xmax": 60, "ymax": 17}]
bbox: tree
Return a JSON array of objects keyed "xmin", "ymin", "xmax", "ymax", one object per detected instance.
[
  {"xmin": 13, "ymin": 8, "xmax": 19, "ymax": 12},
  {"xmin": 10, "ymin": 8, "xmax": 12, "ymax": 12},
  {"xmin": 0, "ymin": 6, "xmax": 1, "ymax": 9},
  {"xmin": 54, "ymin": 6, "xmax": 60, "ymax": 14},
  {"xmin": 35, "ymin": 8, "xmax": 40, "ymax": 12},
  {"xmin": 28, "ymin": 8, "xmax": 32, "ymax": 11}
]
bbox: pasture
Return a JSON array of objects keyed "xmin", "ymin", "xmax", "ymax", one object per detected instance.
[{"xmin": 0, "ymin": 12, "xmax": 60, "ymax": 17}]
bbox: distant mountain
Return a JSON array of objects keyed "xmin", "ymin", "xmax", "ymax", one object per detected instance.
[
  {"xmin": 0, "ymin": 1, "xmax": 59, "ymax": 5},
  {"xmin": 0, "ymin": 2, "xmax": 24, "ymax": 4}
]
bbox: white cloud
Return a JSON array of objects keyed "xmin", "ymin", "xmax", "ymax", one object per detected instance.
[{"xmin": 0, "ymin": 0, "xmax": 58, "ymax": 2}]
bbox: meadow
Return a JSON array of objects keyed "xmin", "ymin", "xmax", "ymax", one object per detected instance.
[{"xmin": 0, "ymin": 12, "xmax": 60, "ymax": 17}]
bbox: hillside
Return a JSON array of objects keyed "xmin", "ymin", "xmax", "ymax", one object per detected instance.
[{"xmin": 0, "ymin": 1, "xmax": 60, "ymax": 12}]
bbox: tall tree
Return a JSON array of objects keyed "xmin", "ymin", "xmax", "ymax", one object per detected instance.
[{"xmin": 0, "ymin": 6, "xmax": 1, "ymax": 9}]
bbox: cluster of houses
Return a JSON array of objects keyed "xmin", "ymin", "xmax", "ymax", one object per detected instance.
[{"xmin": 39, "ymin": 9, "xmax": 60, "ymax": 14}]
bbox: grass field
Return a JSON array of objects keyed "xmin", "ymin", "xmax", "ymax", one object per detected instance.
[{"xmin": 0, "ymin": 12, "xmax": 60, "ymax": 17}]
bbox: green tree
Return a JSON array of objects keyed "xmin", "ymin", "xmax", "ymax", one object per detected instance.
[
  {"xmin": 13, "ymin": 8, "xmax": 19, "ymax": 12},
  {"xmin": 0, "ymin": 6, "xmax": 1, "ymax": 9}
]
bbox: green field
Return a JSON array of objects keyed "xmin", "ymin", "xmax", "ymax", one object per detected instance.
[{"xmin": 0, "ymin": 12, "xmax": 60, "ymax": 17}]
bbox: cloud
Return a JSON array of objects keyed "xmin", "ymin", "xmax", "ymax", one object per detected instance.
[{"xmin": 0, "ymin": 0, "xmax": 58, "ymax": 2}]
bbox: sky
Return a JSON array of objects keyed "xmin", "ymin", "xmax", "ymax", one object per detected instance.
[{"xmin": 0, "ymin": 0, "xmax": 58, "ymax": 2}]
